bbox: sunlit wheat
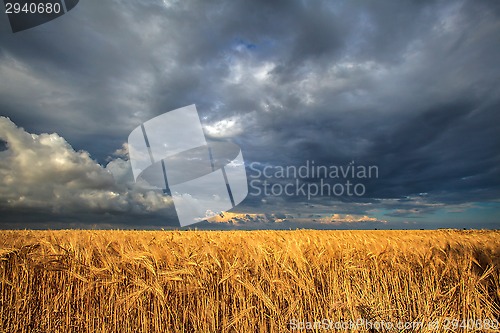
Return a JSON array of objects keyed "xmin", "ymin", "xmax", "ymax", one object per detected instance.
[{"xmin": 0, "ymin": 229, "xmax": 498, "ymax": 332}]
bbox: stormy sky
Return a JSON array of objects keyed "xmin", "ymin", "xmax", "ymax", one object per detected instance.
[{"xmin": 0, "ymin": 0, "xmax": 499, "ymax": 229}]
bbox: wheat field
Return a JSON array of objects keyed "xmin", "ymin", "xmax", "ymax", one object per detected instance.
[{"xmin": 0, "ymin": 229, "xmax": 499, "ymax": 332}]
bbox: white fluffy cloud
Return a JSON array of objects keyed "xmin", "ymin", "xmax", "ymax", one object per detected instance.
[
  {"xmin": 0, "ymin": 116, "xmax": 172, "ymax": 214},
  {"xmin": 320, "ymin": 214, "xmax": 387, "ymax": 224}
]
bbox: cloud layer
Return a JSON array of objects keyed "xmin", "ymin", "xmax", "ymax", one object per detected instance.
[
  {"xmin": 0, "ymin": 117, "xmax": 176, "ymax": 227},
  {"xmin": 0, "ymin": 0, "xmax": 499, "ymax": 228}
]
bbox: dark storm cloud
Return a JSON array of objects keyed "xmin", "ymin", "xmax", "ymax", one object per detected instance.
[{"xmin": 0, "ymin": 0, "xmax": 499, "ymax": 228}]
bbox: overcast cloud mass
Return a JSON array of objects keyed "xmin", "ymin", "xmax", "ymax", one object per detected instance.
[{"xmin": 0, "ymin": 0, "xmax": 499, "ymax": 229}]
